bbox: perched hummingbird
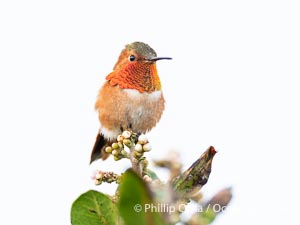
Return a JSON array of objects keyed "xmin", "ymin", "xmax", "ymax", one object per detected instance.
[{"xmin": 90, "ymin": 42, "xmax": 171, "ymax": 163}]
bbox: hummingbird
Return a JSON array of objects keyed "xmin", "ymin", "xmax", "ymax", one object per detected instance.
[{"xmin": 90, "ymin": 42, "xmax": 171, "ymax": 163}]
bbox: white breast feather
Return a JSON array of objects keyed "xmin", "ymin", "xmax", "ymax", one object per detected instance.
[{"xmin": 124, "ymin": 89, "xmax": 162, "ymax": 101}]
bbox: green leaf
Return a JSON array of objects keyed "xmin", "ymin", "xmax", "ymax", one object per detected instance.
[
  {"xmin": 71, "ymin": 190, "xmax": 118, "ymax": 225},
  {"xmin": 118, "ymin": 169, "xmax": 166, "ymax": 225},
  {"xmin": 201, "ymin": 208, "xmax": 217, "ymax": 224}
]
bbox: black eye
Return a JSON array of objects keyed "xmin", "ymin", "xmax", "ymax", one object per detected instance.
[{"xmin": 129, "ymin": 55, "xmax": 136, "ymax": 61}]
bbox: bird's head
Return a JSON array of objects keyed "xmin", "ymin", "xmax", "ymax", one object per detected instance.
[{"xmin": 106, "ymin": 42, "xmax": 171, "ymax": 93}]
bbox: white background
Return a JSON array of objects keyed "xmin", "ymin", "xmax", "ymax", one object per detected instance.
[{"xmin": 1, "ymin": 0, "xmax": 299, "ymax": 224}]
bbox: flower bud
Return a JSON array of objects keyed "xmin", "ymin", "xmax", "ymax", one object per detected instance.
[
  {"xmin": 95, "ymin": 173, "xmax": 103, "ymax": 180},
  {"xmin": 105, "ymin": 146, "xmax": 112, "ymax": 153},
  {"xmin": 135, "ymin": 143, "xmax": 143, "ymax": 152},
  {"xmin": 117, "ymin": 135, "xmax": 124, "ymax": 142},
  {"xmin": 112, "ymin": 143, "xmax": 119, "ymax": 149},
  {"xmin": 141, "ymin": 159, "xmax": 149, "ymax": 168},
  {"xmin": 121, "ymin": 150, "xmax": 128, "ymax": 157},
  {"xmin": 123, "ymin": 138, "xmax": 132, "ymax": 146},
  {"xmin": 122, "ymin": 130, "xmax": 132, "ymax": 139},
  {"xmin": 138, "ymin": 134, "xmax": 148, "ymax": 144},
  {"xmin": 94, "ymin": 179, "xmax": 102, "ymax": 185},
  {"xmin": 118, "ymin": 142, "xmax": 123, "ymax": 149},
  {"xmin": 112, "ymin": 149, "xmax": 118, "ymax": 156},
  {"xmin": 134, "ymin": 151, "xmax": 142, "ymax": 158},
  {"xmin": 143, "ymin": 143, "xmax": 152, "ymax": 152}
]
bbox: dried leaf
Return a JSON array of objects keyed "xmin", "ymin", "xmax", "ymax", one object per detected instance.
[{"xmin": 173, "ymin": 146, "xmax": 217, "ymax": 197}]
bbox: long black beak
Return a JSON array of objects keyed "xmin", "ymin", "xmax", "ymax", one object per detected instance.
[{"xmin": 147, "ymin": 57, "xmax": 172, "ymax": 62}]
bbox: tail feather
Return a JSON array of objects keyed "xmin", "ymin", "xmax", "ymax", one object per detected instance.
[{"xmin": 90, "ymin": 133, "xmax": 111, "ymax": 163}]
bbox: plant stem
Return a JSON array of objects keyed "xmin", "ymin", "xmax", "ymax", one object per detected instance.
[{"xmin": 129, "ymin": 145, "xmax": 142, "ymax": 175}]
